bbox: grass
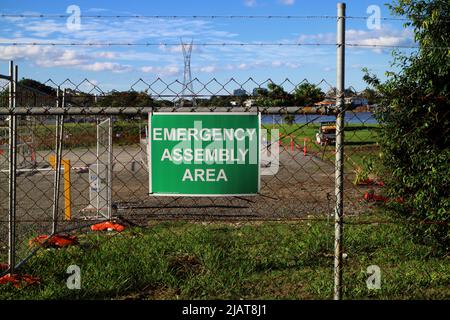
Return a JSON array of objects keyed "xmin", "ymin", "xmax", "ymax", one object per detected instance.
[
  {"xmin": 263, "ymin": 123, "xmax": 380, "ymax": 171},
  {"xmin": 18, "ymin": 121, "xmax": 381, "ymax": 182},
  {"xmin": 1, "ymin": 211, "xmax": 448, "ymax": 300},
  {"xmin": 30, "ymin": 121, "xmax": 379, "ymax": 171},
  {"xmin": 32, "ymin": 121, "xmax": 142, "ymax": 150}
]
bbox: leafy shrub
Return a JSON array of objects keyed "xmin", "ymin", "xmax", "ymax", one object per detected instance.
[{"xmin": 364, "ymin": 0, "xmax": 449, "ymax": 249}]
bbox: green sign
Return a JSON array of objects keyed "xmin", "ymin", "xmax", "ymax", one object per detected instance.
[{"xmin": 148, "ymin": 112, "xmax": 260, "ymax": 196}]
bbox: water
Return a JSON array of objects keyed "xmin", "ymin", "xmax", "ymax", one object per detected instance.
[{"xmin": 261, "ymin": 112, "xmax": 378, "ymax": 125}]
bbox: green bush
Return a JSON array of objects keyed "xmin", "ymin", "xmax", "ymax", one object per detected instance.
[{"xmin": 364, "ymin": 0, "xmax": 449, "ymax": 249}]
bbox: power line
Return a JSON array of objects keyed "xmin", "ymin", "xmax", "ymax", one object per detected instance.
[{"xmin": 0, "ymin": 41, "xmax": 448, "ymax": 49}]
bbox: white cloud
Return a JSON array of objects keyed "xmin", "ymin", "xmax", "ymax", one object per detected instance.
[
  {"xmin": 244, "ymin": 0, "xmax": 257, "ymax": 7},
  {"xmin": 82, "ymin": 62, "xmax": 132, "ymax": 73},
  {"xmin": 0, "ymin": 14, "xmax": 239, "ymax": 74},
  {"xmin": 22, "ymin": 20, "xmax": 66, "ymax": 37},
  {"xmin": 297, "ymin": 26, "xmax": 414, "ymax": 52},
  {"xmin": 237, "ymin": 63, "xmax": 248, "ymax": 70},
  {"xmin": 0, "ymin": 45, "xmax": 86, "ymax": 67},
  {"xmin": 272, "ymin": 60, "xmax": 282, "ymax": 67},
  {"xmin": 199, "ymin": 60, "xmax": 299, "ymax": 74},
  {"xmin": 6, "ymin": 16, "xmax": 237, "ymax": 43},
  {"xmin": 271, "ymin": 60, "xmax": 300, "ymax": 68},
  {"xmin": 198, "ymin": 65, "xmax": 217, "ymax": 73},
  {"xmin": 0, "ymin": 44, "xmax": 134, "ymax": 73},
  {"xmin": 346, "ymin": 28, "xmax": 413, "ymax": 47},
  {"xmin": 96, "ymin": 51, "xmax": 116, "ymax": 59},
  {"xmin": 140, "ymin": 65, "xmax": 180, "ymax": 76},
  {"xmin": 0, "ymin": 10, "xmax": 412, "ymax": 81},
  {"xmin": 284, "ymin": 62, "xmax": 300, "ymax": 68},
  {"xmin": 0, "ymin": 45, "xmax": 48, "ymax": 60},
  {"xmin": 278, "ymin": 0, "xmax": 295, "ymax": 5},
  {"xmin": 158, "ymin": 44, "xmax": 186, "ymax": 53}
]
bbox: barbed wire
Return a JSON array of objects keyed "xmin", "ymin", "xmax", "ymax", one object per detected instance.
[
  {"xmin": 0, "ymin": 41, "xmax": 448, "ymax": 49},
  {"xmin": 1, "ymin": 13, "xmax": 448, "ymax": 22},
  {"xmin": 0, "ymin": 14, "xmax": 391, "ymax": 20},
  {"xmin": 1, "ymin": 42, "xmax": 336, "ymax": 47}
]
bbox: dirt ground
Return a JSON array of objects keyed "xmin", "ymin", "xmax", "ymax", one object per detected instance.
[{"xmin": 0, "ymin": 144, "xmax": 370, "ymax": 221}]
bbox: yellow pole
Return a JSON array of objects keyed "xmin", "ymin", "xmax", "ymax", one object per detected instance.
[
  {"xmin": 49, "ymin": 154, "xmax": 56, "ymax": 168},
  {"xmin": 62, "ymin": 159, "xmax": 71, "ymax": 220},
  {"xmin": 48, "ymin": 155, "xmax": 71, "ymax": 220}
]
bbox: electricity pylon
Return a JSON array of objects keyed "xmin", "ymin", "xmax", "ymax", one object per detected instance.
[{"xmin": 180, "ymin": 38, "xmax": 196, "ymax": 107}]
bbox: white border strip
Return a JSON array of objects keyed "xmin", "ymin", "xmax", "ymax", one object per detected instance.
[
  {"xmin": 147, "ymin": 193, "xmax": 258, "ymax": 197},
  {"xmin": 148, "ymin": 111, "xmax": 152, "ymax": 194},
  {"xmin": 148, "ymin": 112, "xmax": 261, "ymax": 197},
  {"xmin": 258, "ymin": 112, "xmax": 261, "ymax": 193},
  {"xmin": 154, "ymin": 112, "xmax": 259, "ymax": 115}
]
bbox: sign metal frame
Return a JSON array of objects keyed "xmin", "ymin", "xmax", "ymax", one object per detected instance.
[{"xmin": 148, "ymin": 112, "xmax": 261, "ymax": 197}]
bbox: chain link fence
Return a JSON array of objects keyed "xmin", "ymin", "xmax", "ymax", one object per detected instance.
[
  {"xmin": 0, "ymin": 71, "xmax": 382, "ymax": 275},
  {"xmin": 0, "ymin": 0, "xmax": 447, "ymax": 299}
]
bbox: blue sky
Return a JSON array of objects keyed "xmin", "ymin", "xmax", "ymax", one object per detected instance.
[{"xmin": 0, "ymin": 0, "xmax": 415, "ymax": 92}]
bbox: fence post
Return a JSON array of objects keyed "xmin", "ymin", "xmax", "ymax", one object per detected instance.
[
  {"xmin": 52, "ymin": 87, "xmax": 64, "ymax": 234},
  {"xmin": 8, "ymin": 61, "xmax": 17, "ymax": 274},
  {"xmin": 108, "ymin": 115, "xmax": 113, "ymax": 220},
  {"xmin": 334, "ymin": 2, "xmax": 346, "ymax": 300}
]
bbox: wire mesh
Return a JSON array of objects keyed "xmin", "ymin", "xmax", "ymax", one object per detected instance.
[{"xmin": 0, "ymin": 74, "xmax": 399, "ymax": 302}]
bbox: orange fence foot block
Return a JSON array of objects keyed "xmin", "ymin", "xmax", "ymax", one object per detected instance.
[
  {"xmin": 29, "ymin": 234, "xmax": 79, "ymax": 249},
  {"xmin": 91, "ymin": 221, "xmax": 126, "ymax": 232},
  {"xmin": 0, "ymin": 274, "xmax": 40, "ymax": 288},
  {"xmin": 363, "ymin": 192, "xmax": 389, "ymax": 202},
  {"xmin": 358, "ymin": 178, "xmax": 385, "ymax": 187},
  {"xmin": 362, "ymin": 192, "xmax": 404, "ymax": 204}
]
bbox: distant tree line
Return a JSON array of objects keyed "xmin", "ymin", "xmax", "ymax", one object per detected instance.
[{"xmin": 0, "ymin": 79, "xmax": 381, "ymax": 112}]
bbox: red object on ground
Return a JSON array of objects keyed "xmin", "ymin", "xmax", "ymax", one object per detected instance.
[
  {"xmin": 394, "ymin": 197, "xmax": 405, "ymax": 203},
  {"xmin": 363, "ymin": 192, "xmax": 389, "ymax": 202},
  {"xmin": 359, "ymin": 178, "xmax": 374, "ymax": 185},
  {"xmin": 91, "ymin": 221, "xmax": 126, "ymax": 232},
  {"xmin": 0, "ymin": 274, "xmax": 40, "ymax": 288},
  {"xmin": 29, "ymin": 234, "xmax": 79, "ymax": 248},
  {"xmin": 361, "ymin": 192, "xmax": 405, "ymax": 204},
  {"xmin": 303, "ymin": 138, "xmax": 307, "ymax": 156}
]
